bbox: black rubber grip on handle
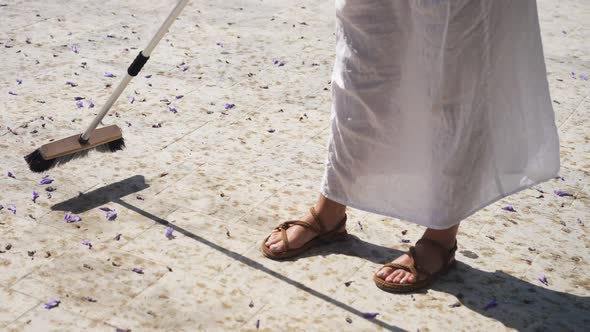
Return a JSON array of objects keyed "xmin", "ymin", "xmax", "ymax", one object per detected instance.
[{"xmin": 127, "ymin": 51, "xmax": 150, "ymax": 76}]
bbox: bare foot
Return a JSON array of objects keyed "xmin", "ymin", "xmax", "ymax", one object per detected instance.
[
  {"xmin": 376, "ymin": 238, "xmax": 456, "ymax": 284},
  {"xmin": 264, "ymin": 196, "xmax": 346, "ymax": 253}
]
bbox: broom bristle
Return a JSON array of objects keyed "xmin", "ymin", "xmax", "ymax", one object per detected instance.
[
  {"xmin": 24, "ymin": 138, "xmax": 125, "ymax": 173},
  {"xmin": 95, "ymin": 137, "xmax": 126, "ymax": 153}
]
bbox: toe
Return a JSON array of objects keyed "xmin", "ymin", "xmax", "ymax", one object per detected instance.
[
  {"xmin": 392, "ymin": 271, "xmax": 406, "ymax": 284},
  {"xmin": 385, "ymin": 270, "xmax": 402, "ymax": 283},
  {"xmin": 400, "ymin": 272, "xmax": 415, "ymax": 284},
  {"xmin": 265, "ymin": 231, "xmax": 281, "ymax": 247},
  {"xmin": 269, "ymin": 241, "xmax": 284, "ymax": 253},
  {"xmin": 377, "ymin": 267, "xmax": 393, "ymax": 279}
]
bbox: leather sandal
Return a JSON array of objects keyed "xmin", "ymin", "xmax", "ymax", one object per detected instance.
[
  {"xmin": 373, "ymin": 238, "xmax": 457, "ymax": 293},
  {"xmin": 262, "ymin": 207, "xmax": 348, "ymax": 260}
]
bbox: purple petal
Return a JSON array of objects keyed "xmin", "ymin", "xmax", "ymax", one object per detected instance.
[
  {"xmin": 272, "ymin": 60, "xmax": 279, "ymax": 65},
  {"xmin": 132, "ymin": 267, "xmax": 144, "ymax": 274},
  {"xmin": 502, "ymin": 206, "xmax": 516, "ymax": 212},
  {"xmin": 224, "ymin": 103, "xmax": 235, "ymax": 110},
  {"xmin": 65, "ymin": 81, "xmax": 78, "ymax": 87},
  {"xmin": 581, "ymin": 74, "xmax": 588, "ymax": 81},
  {"xmin": 39, "ymin": 178, "xmax": 54, "ymax": 185},
  {"xmin": 64, "ymin": 212, "xmax": 82, "ymax": 223},
  {"xmin": 144, "ymin": 74, "xmax": 152, "ymax": 78},
  {"xmin": 256, "ymin": 319, "xmax": 260, "ymax": 329},
  {"xmin": 76, "ymin": 100, "xmax": 84, "ymax": 108},
  {"xmin": 181, "ymin": 65, "xmax": 189, "ymax": 71},
  {"xmin": 74, "ymin": 96, "xmax": 85, "ymax": 101},
  {"xmin": 483, "ymin": 299, "xmax": 498, "ymax": 310},
  {"xmin": 7, "ymin": 171, "xmax": 15, "ymax": 178},
  {"xmin": 8, "ymin": 91, "xmax": 17, "ymax": 96},
  {"xmin": 165, "ymin": 227, "xmax": 175, "ymax": 240},
  {"xmin": 175, "ymin": 95, "xmax": 184, "ymax": 99},
  {"xmin": 71, "ymin": 44, "xmax": 79, "ymax": 53},
  {"xmin": 44, "ymin": 299, "xmax": 60, "ymax": 309},
  {"xmin": 104, "ymin": 72, "xmax": 115, "ymax": 78},
  {"xmin": 7, "ymin": 204, "xmax": 16, "ymax": 214},
  {"xmin": 400, "ymin": 239, "xmax": 411, "ymax": 244},
  {"xmin": 362, "ymin": 313, "xmax": 379, "ymax": 319},
  {"xmin": 0, "ymin": 204, "xmax": 3, "ymax": 211},
  {"xmin": 114, "ymin": 233, "xmax": 122, "ymax": 241},
  {"xmin": 554, "ymin": 190, "xmax": 573, "ymax": 197},
  {"xmin": 87, "ymin": 99, "xmax": 95, "ymax": 108},
  {"xmin": 32, "ymin": 191, "xmax": 40, "ymax": 203},
  {"xmin": 570, "ymin": 72, "xmax": 577, "ymax": 79},
  {"xmin": 160, "ymin": 98, "xmax": 170, "ymax": 103},
  {"xmin": 82, "ymin": 239, "xmax": 92, "ymax": 249},
  {"xmin": 99, "ymin": 207, "xmax": 113, "ymax": 212},
  {"xmin": 136, "ymin": 195, "xmax": 144, "ymax": 201},
  {"xmin": 86, "ymin": 296, "xmax": 97, "ymax": 302},
  {"xmin": 538, "ymin": 275, "xmax": 549, "ymax": 286},
  {"xmin": 16, "ymin": 79, "xmax": 22, "ymax": 85},
  {"xmin": 216, "ymin": 42, "xmax": 223, "ymax": 47},
  {"xmin": 168, "ymin": 105, "xmax": 178, "ymax": 114},
  {"xmin": 106, "ymin": 211, "xmax": 117, "ymax": 221},
  {"xmin": 129, "ymin": 96, "xmax": 135, "ymax": 104}
]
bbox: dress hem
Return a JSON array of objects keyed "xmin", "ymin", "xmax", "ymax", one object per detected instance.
[{"xmin": 319, "ymin": 171, "xmax": 560, "ymax": 230}]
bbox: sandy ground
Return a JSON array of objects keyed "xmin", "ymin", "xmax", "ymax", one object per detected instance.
[{"xmin": 0, "ymin": 0, "xmax": 589, "ymax": 331}]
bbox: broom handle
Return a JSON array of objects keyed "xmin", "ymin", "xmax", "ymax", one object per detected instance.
[{"xmin": 80, "ymin": 0, "xmax": 190, "ymax": 142}]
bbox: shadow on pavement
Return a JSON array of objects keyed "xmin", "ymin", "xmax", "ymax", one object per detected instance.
[{"xmin": 52, "ymin": 175, "xmax": 590, "ymax": 331}]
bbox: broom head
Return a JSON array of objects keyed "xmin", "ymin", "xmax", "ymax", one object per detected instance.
[{"xmin": 25, "ymin": 125, "xmax": 124, "ymax": 173}]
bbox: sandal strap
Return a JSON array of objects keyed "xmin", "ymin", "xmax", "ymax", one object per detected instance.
[
  {"xmin": 409, "ymin": 238, "xmax": 458, "ymax": 274},
  {"xmin": 309, "ymin": 207, "xmax": 326, "ymax": 234},
  {"xmin": 382, "ymin": 262, "xmax": 418, "ymax": 276},
  {"xmin": 280, "ymin": 228, "xmax": 289, "ymax": 251}
]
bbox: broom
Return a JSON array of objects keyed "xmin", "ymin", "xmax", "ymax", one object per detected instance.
[{"xmin": 25, "ymin": 0, "xmax": 190, "ymax": 173}]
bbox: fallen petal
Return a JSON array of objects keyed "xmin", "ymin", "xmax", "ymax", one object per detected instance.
[
  {"xmin": 39, "ymin": 178, "xmax": 54, "ymax": 185},
  {"xmin": 44, "ymin": 300, "xmax": 60, "ymax": 309},
  {"xmin": 175, "ymin": 95, "xmax": 184, "ymax": 99},
  {"xmin": 165, "ymin": 226, "xmax": 175, "ymax": 240},
  {"xmin": 7, "ymin": 204, "xmax": 16, "ymax": 214},
  {"xmin": 224, "ymin": 103, "xmax": 235, "ymax": 110},
  {"xmin": 106, "ymin": 211, "xmax": 117, "ymax": 221},
  {"xmin": 538, "ymin": 275, "xmax": 549, "ymax": 286},
  {"xmin": 87, "ymin": 99, "xmax": 95, "ymax": 108},
  {"xmin": 502, "ymin": 206, "xmax": 516, "ymax": 212},
  {"xmin": 362, "ymin": 313, "xmax": 379, "ymax": 319},
  {"xmin": 104, "ymin": 72, "xmax": 115, "ymax": 78},
  {"xmin": 65, "ymin": 81, "xmax": 78, "ymax": 87},
  {"xmin": 82, "ymin": 239, "xmax": 92, "ymax": 249},
  {"xmin": 16, "ymin": 79, "xmax": 23, "ymax": 85},
  {"xmin": 71, "ymin": 44, "xmax": 79, "ymax": 53},
  {"xmin": 114, "ymin": 233, "xmax": 122, "ymax": 241},
  {"xmin": 554, "ymin": 190, "xmax": 574, "ymax": 197},
  {"xmin": 168, "ymin": 105, "xmax": 178, "ymax": 114},
  {"xmin": 8, "ymin": 91, "xmax": 18, "ymax": 96},
  {"xmin": 99, "ymin": 207, "xmax": 113, "ymax": 212},
  {"xmin": 132, "ymin": 268, "xmax": 144, "ymax": 274},
  {"xmin": 32, "ymin": 191, "xmax": 39, "ymax": 203},
  {"xmin": 76, "ymin": 100, "xmax": 84, "ymax": 108},
  {"xmin": 86, "ymin": 296, "xmax": 97, "ymax": 302},
  {"xmin": 129, "ymin": 96, "xmax": 135, "ymax": 104},
  {"xmin": 484, "ymin": 299, "xmax": 498, "ymax": 310},
  {"xmin": 7, "ymin": 171, "xmax": 15, "ymax": 178}
]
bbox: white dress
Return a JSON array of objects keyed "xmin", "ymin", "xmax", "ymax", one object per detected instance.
[{"xmin": 320, "ymin": 0, "xmax": 560, "ymax": 229}]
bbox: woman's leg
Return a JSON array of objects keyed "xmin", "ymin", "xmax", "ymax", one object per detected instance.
[
  {"xmin": 264, "ymin": 194, "xmax": 347, "ymax": 253},
  {"xmin": 376, "ymin": 224, "xmax": 460, "ymax": 284}
]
